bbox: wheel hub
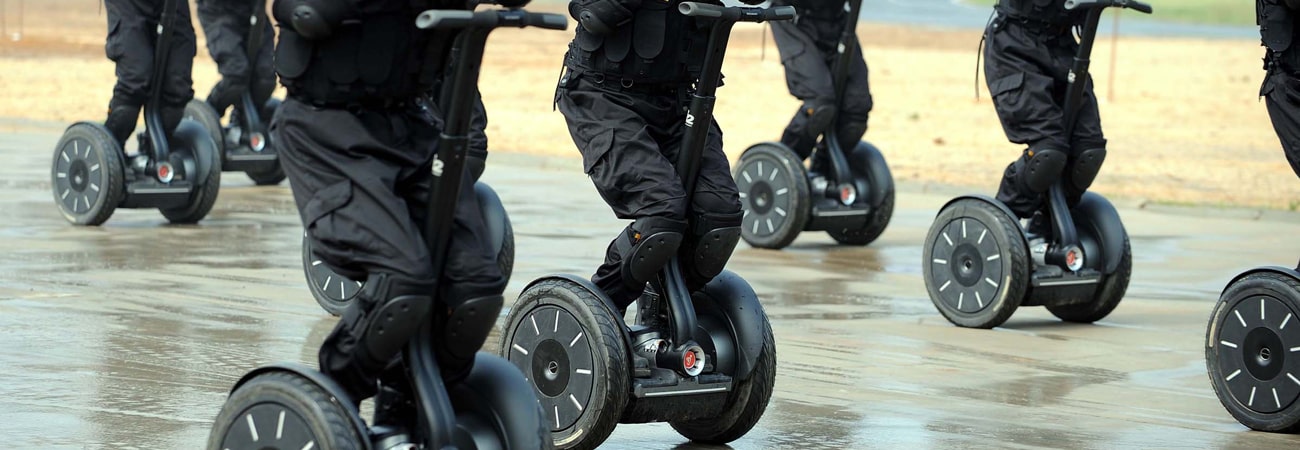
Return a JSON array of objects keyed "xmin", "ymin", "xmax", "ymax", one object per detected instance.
[
  {"xmin": 68, "ymin": 160, "xmax": 89, "ymax": 192},
  {"xmin": 532, "ymin": 339, "xmax": 571, "ymax": 397},
  {"xmin": 749, "ymin": 182, "xmax": 774, "ymax": 215},
  {"xmin": 1244, "ymin": 327, "xmax": 1286, "ymax": 381},
  {"xmin": 950, "ymin": 243, "xmax": 984, "ymax": 287}
]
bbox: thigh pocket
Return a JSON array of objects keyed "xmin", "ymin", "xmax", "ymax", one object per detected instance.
[
  {"xmin": 988, "ymin": 72, "xmax": 1030, "ymax": 123},
  {"xmin": 581, "ymin": 128, "xmax": 615, "ymax": 174}
]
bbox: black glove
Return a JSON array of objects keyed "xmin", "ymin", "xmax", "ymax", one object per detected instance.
[
  {"xmin": 465, "ymin": 153, "xmax": 486, "ymax": 182},
  {"xmin": 570, "ymin": 0, "xmax": 632, "ymax": 35},
  {"xmin": 272, "ymin": 0, "xmax": 359, "ymax": 40}
]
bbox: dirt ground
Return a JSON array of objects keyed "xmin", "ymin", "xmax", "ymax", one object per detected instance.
[{"xmin": 2, "ymin": 1, "xmax": 1296, "ymax": 210}]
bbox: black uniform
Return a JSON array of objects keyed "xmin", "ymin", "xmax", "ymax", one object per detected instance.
[
  {"xmin": 1260, "ymin": 0, "xmax": 1300, "ymax": 180},
  {"xmin": 771, "ymin": 0, "xmax": 873, "ymax": 166},
  {"xmin": 984, "ymin": 0, "xmax": 1105, "ymax": 219},
  {"xmin": 271, "ymin": 0, "xmax": 501, "ymax": 402},
  {"xmin": 102, "ymin": 0, "xmax": 197, "ymax": 148},
  {"xmin": 195, "ymin": 0, "xmax": 276, "ymax": 121},
  {"xmin": 558, "ymin": 0, "xmax": 746, "ymax": 310}
]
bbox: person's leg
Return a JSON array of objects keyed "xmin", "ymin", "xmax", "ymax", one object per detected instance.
[
  {"xmin": 1266, "ymin": 76, "xmax": 1300, "ymax": 181},
  {"xmin": 197, "ymin": 0, "xmax": 250, "ymax": 119},
  {"xmin": 835, "ymin": 40, "xmax": 873, "ymax": 154},
  {"xmin": 771, "ymin": 20, "xmax": 837, "ymax": 161},
  {"xmin": 159, "ymin": 0, "xmax": 197, "ymax": 136},
  {"xmin": 680, "ymin": 119, "xmax": 743, "ymax": 290},
  {"xmin": 102, "ymin": 0, "xmax": 153, "ymax": 148}
]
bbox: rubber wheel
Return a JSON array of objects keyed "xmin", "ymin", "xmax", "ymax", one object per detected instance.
[
  {"xmin": 184, "ymin": 99, "xmax": 224, "ymax": 154},
  {"xmin": 923, "ymin": 198, "xmax": 1030, "ymax": 329},
  {"xmin": 1206, "ymin": 271, "xmax": 1300, "ymax": 432},
  {"xmin": 826, "ymin": 143, "xmax": 895, "ymax": 246},
  {"xmin": 735, "ymin": 143, "xmax": 810, "ymax": 250},
  {"xmin": 246, "ymin": 98, "xmax": 287, "ymax": 186},
  {"xmin": 301, "ymin": 233, "xmax": 363, "ymax": 316},
  {"xmin": 51, "ymin": 122, "xmax": 126, "ymax": 226},
  {"xmin": 449, "ymin": 353, "xmax": 554, "ymax": 449},
  {"xmin": 1046, "ymin": 234, "xmax": 1132, "ymax": 323},
  {"xmin": 500, "ymin": 279, "xmax": 629, "ymax": 450},
  {"xmin": 206, "ymin": 371, "xmax": 364, "ymax": 450},
  {"xmin": 160, "ymin": 119, "xmax": 223, "ymax": 223},
  {"xmin": 669, "ymin": 300, "xmax": 776, "ymax": 445}
]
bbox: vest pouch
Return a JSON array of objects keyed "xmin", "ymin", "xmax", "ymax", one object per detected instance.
[
  {"xmin": 275, "ymin": 28, "xmax": 312, "ymax": 79},
  {"xmin": 1263, "ymin": 5, "xmax": 1294, "ymax": 53},
  {"xmin": 358, "ymin": 17, "xmax": 404, "ymax": 86},
  {"xmin": 320, "ymin": 29, "xmax": 362, "ymax": 85},
  {"xmin": 605, "ymin": 21, "xmax": 634, "ymax": 63},
  {"xmin": 632, "ymin": 9, "xmax": 667, "ymax": 60}
]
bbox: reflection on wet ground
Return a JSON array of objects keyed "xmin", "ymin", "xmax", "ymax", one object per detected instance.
[{"xmin": 2, "ymin": 129, "xmax": 1300, "ymax": 448}]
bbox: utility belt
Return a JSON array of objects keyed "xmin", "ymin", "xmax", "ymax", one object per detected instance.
[
  {"xmin": 1266, "ymin": 50, "xmax": 1300, "ymax": 77},
  {"xmin": 565, "ymin": 43, "xmax": 702, "ymax": 85},
  {"xmin": 992, "ymin": 8, "xmax": 1074, "ymax": 37},
  {"xmin": 994, "ymin": 0, "xmax": 1078, "ymax": 30}
]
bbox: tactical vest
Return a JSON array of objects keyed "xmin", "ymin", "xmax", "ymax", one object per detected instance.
[
  {"xmin": 1260, "ymin": 0, "xmax": 1300, "ymax": 73},
  {"xmin": 995, "ymin": 0, "xmax": 1082, "ymax": 28},
  {"xmin": 565, "ymin": 0, "xmax": 710, "ymax": 84},
  {"xmin": 275, "ymin": 3, "xmax": 443, "ymax": 106},
  {"xmin": 775, "ymin": 0, "xmax": 844, "ymax": 23}
]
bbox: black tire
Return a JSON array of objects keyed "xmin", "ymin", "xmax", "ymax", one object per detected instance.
[
  {"xmin": 246, "ymin": 98, "xmax": 286, "ymax": 186},
  {"xmin": 923, "ymin": 198, "xmax": 1029, "ymax": 329},
  {"xmin": 735, "ymin": 143, "xmax": 811, "ymax": 250},
  {"xmin": 499, "ymin": 218, "xmax": 516, "ymax": 282},
  {"xmin": 160, "ymin": 119, "xmax": 223, "ymax": 223},
  {"xmin": 301, "ymin": 233, "xmax": 363, "ymax": 316},
  {"xmin": 206, "ymin": 371, "xmax": 364, "ymax": 450},
  {"xmin": 184, "ymin": 98, "xmax": 225, "ymax": 153},
  {"xmin": 827, "ymin": 188, "xmax": 894, "ymax": 246},
  {"xmin": 500, "ymin": 279, "xmax": 629, "ymax": 450},
  {"xmin": 1206, "ymin": 271, "xmax": 1300, "ymax": 433},
  {"xmin": 669, "ymin": 302, "xmax": 776, "ymax": 445},
  {"xmin": 51, "ymin": 122, "xmax": 126, "ymax": 226},
  {"xmin": 1046, "ymin": 234, "xmax": 1132, "ymax": 323},
  {"xmin": 449, "ymin": 354, "xmax": 555, "ymax": 450}
]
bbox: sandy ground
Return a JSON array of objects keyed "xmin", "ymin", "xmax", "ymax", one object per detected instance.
[{"xmin": 1, "ymin": 0, "xmax": 1297, "ymax": 210}]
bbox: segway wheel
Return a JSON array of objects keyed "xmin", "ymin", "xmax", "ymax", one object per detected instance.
[
  {"xmin": 1207, "ymin": 271, "xmax": 1300, "ymax": 432},
  {"xmin": 246, "ymin": 98, "xmax": 287, "ymax": 186},
  {"xmin": 922, "ymin": 199, "xmax": 1029, "ymax": 329},
  {"xmin": 501, "ymin": 279, "xmax": 629, "ymax": 450},
  {"xmin": 184, "ymin": 99, "xmax": 224, "ymax": 153},
  {"xmin": 301, "ymin": 233, "xmax": 363, "ymax": 316},
  {"xmin": 448, "ymin": 354, "xmax": 554, "ymax": 449},
  {"xmin": 827, "ymin": 142, "xmax": 894, "ymax": 246},
  {"xmin": 1046, "ymin": 234, "xmax": 1132, "ymax": 323},
  {"xmin": 160, "ymin": 120, "xmax": 223, "ymax": 223},
  {"xmin": 51, "ymin": 122, "xmax": 126, "ymax": 226},
  {"xmin": 207, "ymin": 371, "xmax": 364, "ymax": 450},
  {"xmin": 735, "ymin": 143, "xmax": 810, "ymax": 250},
  {"xmin": 669, "ymin": 305, "xmax": 776, "ymax": 445}
]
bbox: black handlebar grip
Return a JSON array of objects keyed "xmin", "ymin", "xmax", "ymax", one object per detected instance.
[
  {"xmin": 678, "ymin": 2, "xmax": 723, "ymax": 18},
  {"xmin": 1126, "ymin": 0, "xmax": 1153, "ymax": 14},
  {"xmin": 527, "ymin": 12, "xmax": 570, "ymax": 30},
  {"xmin": 765, "ymin": 5, "xmax": 796, "ymax": 21},
  {"xmin": 416, "ymin": 10, "xmax": 476, "ymax": 29}
]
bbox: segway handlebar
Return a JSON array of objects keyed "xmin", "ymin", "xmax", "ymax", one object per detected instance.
[
  {"xmin": 1064, "ymin": 0, "xmax": 1152, "ymax": 14},
  {"xmin": 678, "ymin": 2, "xmax": 796, "ymax": 23},
  {"xmin": 416, "ymin": 9, "xmax": 568, "ymax": 30}
]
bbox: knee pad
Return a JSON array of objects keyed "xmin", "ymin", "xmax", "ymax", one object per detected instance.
[
  {"xmin": 1020, "ymin": 147, "xmax": 1067, "ymax": 193},
  {"xmin": 836, "ymin": 118, "xmax": 868, "ymax": 151},
  {"xmin": 685, "ymin": 211, "xmax": 742, "ymax": 284},
  {"xmin": 436, "ymin": 294, "xmax": 503, "ymax": 381},
  {"xmin": 616, "ymin": 217, "xmax": 687, "ymax": 288},
  {"xmin": 1068, "ymin": 148, "xmax": 1106, "ymax": 192},
  {"xmin": 804, "ymin": 101, "xmax": 838, "ymax": 142},
  {"xmin": 348, "ymin": 273, "xmax": 435, "ymax": 371}
]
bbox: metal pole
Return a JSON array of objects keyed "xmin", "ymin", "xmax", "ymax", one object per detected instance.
[{"xmin": 1108, "ymin": 8, "xmax": 1119, "ymax": 103}]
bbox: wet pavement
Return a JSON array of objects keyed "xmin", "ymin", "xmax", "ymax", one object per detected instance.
[{"xmin": 3, "ymin": 124, "xmax": 1300, "ymax": 449}]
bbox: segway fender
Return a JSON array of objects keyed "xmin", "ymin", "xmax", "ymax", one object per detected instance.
[
  {"xmin": 521, "ymin": 274, "xmax": 634, "ymax": 342},
  {"xmin": 474, "ymin": 182, "xmax": 508, "ymax": 256},
  {"xmin": 448, "ymin": 353, "xmax": 551, "ymax": 450},
  {"xmin": 174, "ymin": 119, "xmax": 219, "ymax": 185},
  {"xmin": 695, "ymin": 270, "xmax": 766, "ymax": 381},
  {"xmin": 1070, "ymin": 192, "xmax": 1125, "ymax": 274},
  {"xmin": 231, "ymin": 362, "xmax": 372, "ymax": 450},
  {"xmin": 936, "ymin": 194, "xmax": 1030, "ymax": 259},
  {"xmin": 850, "ymin": 141, "xmax": 893, "ymax": 209},
  {"xmin": 1223, "ymin": 266, "xmax": 1300, "ymax": 290}
]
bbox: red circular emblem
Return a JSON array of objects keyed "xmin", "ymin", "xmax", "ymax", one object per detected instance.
[{"xmin": 683, "ymin": 351, "xmax": 697, "ymax": 368}]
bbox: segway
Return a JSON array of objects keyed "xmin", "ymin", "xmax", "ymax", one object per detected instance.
[
  {"xmin": 499, "ymin": 4, "xmax": 788, "ymax": 448},
  {"xmin": 51, "ymin": 0, "xmax": 222, "ymax": 226},
  {"xmin": 303, "ymin": 182, "xmax": 516, "ymax": 316},
  {"xmin": 185, "ymin": 0, "xmax": 286, "ymax": 185},
  {"xmin": 207, "ymin": 7, "xmax": 566, "ymax": 450},
  {"xmin": 921, "ymin": 0, "xmax": 1149, "ymax": 329},
  {"xmin": 734, "ymin": 0, "xmax": 894, "ymax": 249}
]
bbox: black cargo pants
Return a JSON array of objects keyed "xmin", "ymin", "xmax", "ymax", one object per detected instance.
[
  {"xmin": 556, "ymin": 75, "xmax": 742, "ymax": 308},
  {"xmin": 984, "ymin": 14, "xmax": 1106, "ymax": 218},
  {"xmin": 772, "ymin": 15, "xmax": 873, "ymax": 165},
  {"xmin": 103, "ymin": 0, "xmax": 197, "ymax": 147},
  {"xmin": 196, "ymin": 0, "xmax": 276, "ymax": 121}
]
